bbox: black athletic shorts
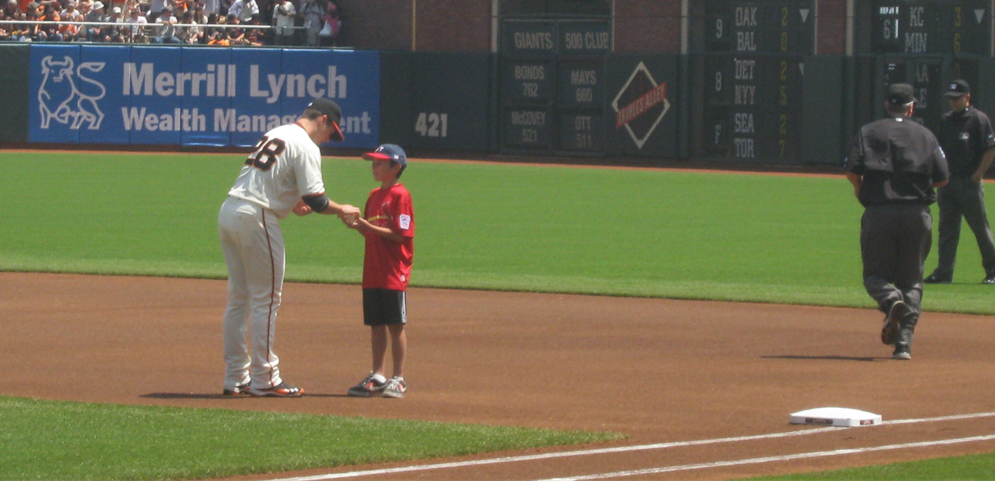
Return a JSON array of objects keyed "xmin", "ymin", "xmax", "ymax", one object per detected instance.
[{"xmin": 362, "ymin": 288, "xmax": 407, "ymax": 326}]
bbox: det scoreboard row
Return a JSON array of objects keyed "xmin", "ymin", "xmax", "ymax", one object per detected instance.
[{"xmin": 704, "ymin": 55, "xmax": 802, "ymax": 160}]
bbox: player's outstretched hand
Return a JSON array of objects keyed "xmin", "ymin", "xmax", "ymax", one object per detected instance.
[
  {"xmin": 292, "ymin": 200, "xmax": 313, "ymax": 216},
  {"xmin": 338, "ymin": 205, "xmax": 360, "ymax": 226}
]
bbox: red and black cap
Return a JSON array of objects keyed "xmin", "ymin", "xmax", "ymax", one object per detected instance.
[
  {"xmin": 362, "ymin": 144, "xmax": 407, "ymax": 167},
  {"xmin": 306, "ymin": 97, "xmax": 344, "ymax": 142}
]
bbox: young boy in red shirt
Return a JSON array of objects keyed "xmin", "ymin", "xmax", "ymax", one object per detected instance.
[{"xmin": 346, "ymin": 144, "xmax": 414, "ymax": 399}]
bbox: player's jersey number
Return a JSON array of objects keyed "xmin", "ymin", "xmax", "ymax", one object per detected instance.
[{"xmin": 245, "ymin": 136, "xmax": 287, "ymax": 172}]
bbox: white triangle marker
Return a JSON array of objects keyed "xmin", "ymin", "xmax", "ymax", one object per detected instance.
[{"xmin": 800, "ymin": 9, "xmax": 810, "ymax": 24}]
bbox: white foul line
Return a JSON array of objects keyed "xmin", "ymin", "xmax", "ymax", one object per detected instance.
[
  {"xmin": 264, "ymin": 411, "xmax": 995, "ymax": 481},
  {"xmin": 536, "ymin": 434, "xmax": 995, "ymax": 481}
]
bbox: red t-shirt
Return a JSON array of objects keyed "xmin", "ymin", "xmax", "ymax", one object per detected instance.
[{"xmin": 362, "ymin": 183, "xmax": 414, "ymax": 290}]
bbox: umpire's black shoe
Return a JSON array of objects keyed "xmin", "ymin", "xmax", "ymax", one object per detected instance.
[
  {"xmin": 881, "ymin": 301, "xmax": 908, "ymax": 345},
  {"xmin": 892, "ymin": 343, "xmax": 912, "ymax": 360},
  {"xmin": 924, "ymin": 274, "xmax": 951, "ymax": 284},
  {"xmin": 983, "ymin": 273, "xmax": 995, "ymax": 285}
]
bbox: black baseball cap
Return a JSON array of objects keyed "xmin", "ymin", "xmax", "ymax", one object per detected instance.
[
  {"xmin": 306, "ymin": 97, "xmax": 344, "ymax": 142},
  {"xmin": 886, "ymin": 83, "xmax": 916, "ymax": 105},
  {"xmin": 945, "ymin": 79, "xmax": 970, "ymax": 98},
  {"xmin": 362, "ymin": 144, "xmax": 407, "ymax": 167}
]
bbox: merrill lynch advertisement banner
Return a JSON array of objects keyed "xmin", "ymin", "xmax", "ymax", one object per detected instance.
[{"xmin": 29, "ymin": 45, "xmax": 380, "ymax": 148}]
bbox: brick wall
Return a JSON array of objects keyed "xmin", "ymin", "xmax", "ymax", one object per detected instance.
[
  {"xmin": 416, "ymin": 0, "xmax": 492, "ymax": 51},
  {"xmin": 613, "ymin": 0, "xmax": 682, "ymax": 53},
  {"xmin": 817, "ymin": 0, "xmax": 847, "ymax": 54}
]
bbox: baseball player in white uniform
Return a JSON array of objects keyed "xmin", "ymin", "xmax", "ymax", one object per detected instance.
[{"xmin": 218, "ymin": 98, "xmax": 358, "ymax": 397}]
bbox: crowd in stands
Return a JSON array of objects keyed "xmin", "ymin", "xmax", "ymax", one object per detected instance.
[{"xmin": 0, "ymin": 0, "xmax": 341, "ymax": 46}]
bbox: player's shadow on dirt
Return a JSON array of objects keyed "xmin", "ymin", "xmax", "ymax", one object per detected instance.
[
  {"xmin": 762, "ymin": 355, "xmax": 889, "ymax": 362},
  {"xmin": 141, "ymin": 393, "xmax": 246, "ymax": 400},
  {"xmin": 141, "ymin": 393, "xmax": 352, "ymax": 399}
]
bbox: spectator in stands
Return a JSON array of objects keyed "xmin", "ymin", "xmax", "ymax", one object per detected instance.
[
  {"xmin": 238, "ymin": 0, "xmax": 259, "ymax": 23},
  {"xmin": 319, "ymin": 0, "xmax": 339, "ymax": 46},
  {"xmin": 124, "ymin": 6, "xmax": 147, "ymax": 41},
  {"xmin": 298, "ymin": 0, "xmax": 323, "ymax": 46},
  {"xmin": 241, "ymin": 13, "xmax": 263, "ymax": 45},
  {"xmin": 0, "ymin": 4, "xmax": 11, "ymax": 41},
  {"xmin": 153, "ymin": 5, "xmax": 180, "ymax": 42},
  {"xmin": 200, "ymin": 0, "xmax": 217, "ymax": 16},
  {"xmin": 176, "ymin": 9, "xmax": 200, "ymax": 43},
  {"xmin": 100, "ymin": 5, "xmax": 126, "ymax": 42},
  {"xmin": 60, "ymin": 0, "xmax": 82, "ymax": 41},
  {"xmin": 272, "ymin": 0, "xmax": 293, "ymax": 45},
  {"xmin": 36, "ymin": 7, "xmax": 64, "ymax": 41},
  {"xmin": 191, "ymin": 2, "xmax": 206, "ymax": 23},
  {"xmin": 205, "ymin": 12, "xmax": 228, "ymax": 44},
  {"xmin": 83, "ymin": 1, "xmax": 106, "ymax": 41},
  {"xmin": 9, "ymin": 9, "xmax": 33, "ymax": 41},
  {"xmin": 147, "ymin": 0, "xmax": 165, "ymax": 21},
  {"xmin": 225, "ymin": 0, "xmax": 241, "ymax": 19}
]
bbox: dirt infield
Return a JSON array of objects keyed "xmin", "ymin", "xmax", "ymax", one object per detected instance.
[{"xmin": 3, "ymin": 271, "xmax": 995, "ymax": 480}]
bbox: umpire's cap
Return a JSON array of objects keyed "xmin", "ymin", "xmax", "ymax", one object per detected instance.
[
  {"xmin": 886, "ymin": 83, "xmax": 916, "ymax": 106},
  {"xmin": 945, "ymin": 79, "xmax": 971, "ymax": 99},
  {"xmin": 306, "ymin": 97, "xmax": 345, "ymax": 141},
  {"xmin": 363, "ymin": 144, "xmax": 407, "ymax": 167}
]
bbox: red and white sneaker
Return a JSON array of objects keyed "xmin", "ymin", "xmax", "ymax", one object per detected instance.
[
  {"xmin": 347, "ymin": 373, "xmax": 387, "ymax": 397},
  {"xmin": 382, "ymin": 376, "xmax": 407, "ymax": 399},
  {"xmin": 248, "ymin": 382, "xmax": 304, "ymax": 397}
]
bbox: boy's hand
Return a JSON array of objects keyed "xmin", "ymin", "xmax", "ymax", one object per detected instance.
[{"xmin": 340, "ymin": 212, "xmax": 359, "ymax": 227}]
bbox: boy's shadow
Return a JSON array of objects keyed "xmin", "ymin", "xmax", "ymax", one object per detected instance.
[{"xmin": 762, "ymin": 355, "xmax": 889, "ymax": 362}]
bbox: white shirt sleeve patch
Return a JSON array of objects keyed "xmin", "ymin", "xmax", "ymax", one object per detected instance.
[{"xmin": 399, "ymin": 214, "xmax": 411, "ymax": 230}]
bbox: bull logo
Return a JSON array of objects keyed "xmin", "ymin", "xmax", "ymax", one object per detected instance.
[{"xmin": 38, "ymin": 55, "xmax": 106, "ymax": 130}]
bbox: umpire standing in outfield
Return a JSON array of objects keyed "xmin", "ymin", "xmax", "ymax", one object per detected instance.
[
  {"xmin": 924, "ymin": 80, "xmax": 995, "ymax": 285},
  {"xmin": 845, "ymin": 83, "xmax": 949, "ymax": 360}
]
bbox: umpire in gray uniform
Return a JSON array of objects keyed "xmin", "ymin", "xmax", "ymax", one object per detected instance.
[
  {"xmin": 924, "ymin": 79, "xmax": 995, "ymax": 285},
  {"xmin": 845, "ymin": 83, "xmax": 949, "ymax": 360}
]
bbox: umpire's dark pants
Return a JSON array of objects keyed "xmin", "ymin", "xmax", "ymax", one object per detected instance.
[
  {"xmin": 932, "ymin": 175, "xmax": 995, "ymax": 278},
  {"xmin": 861, "ymin": 203, "xmax": 932, "ymax": 326}
]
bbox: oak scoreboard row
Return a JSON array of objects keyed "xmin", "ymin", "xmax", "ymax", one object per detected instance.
[
  {"xmin": 500, "ymin": 19, "xmax": 610, "ymax": 152},
  {"xmin": 690, "ymin": 0, "xmax": 816, "ymax": 55}
]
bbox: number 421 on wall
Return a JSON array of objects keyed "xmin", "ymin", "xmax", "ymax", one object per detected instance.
[{"xmin": 415, "ymin": 112, "xmax": 448, "ymax": 137}]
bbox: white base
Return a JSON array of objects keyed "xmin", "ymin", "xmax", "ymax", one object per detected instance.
[{"xmin": 790, "ymin": 407, "xmax": 882, "ymax": 427}]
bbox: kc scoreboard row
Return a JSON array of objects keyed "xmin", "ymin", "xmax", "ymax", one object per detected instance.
[{"xmin": 859, "ymin": 0, "xmax": 992, "ymax": 55}]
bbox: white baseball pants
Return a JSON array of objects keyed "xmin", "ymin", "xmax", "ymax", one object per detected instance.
[{"xmin": 218, "ymin": 197, "xmax": 285, "ymax": 391}]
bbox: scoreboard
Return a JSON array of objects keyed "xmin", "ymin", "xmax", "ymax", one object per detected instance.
[
  {"xmin": 500, "ymin": 19, "xmax": 610, "ymax": 153},
  {"xmin": 855, "ymin": 1, "xmax": 992, "ymax": 132},
  {"xmin": 861, "ymin": 0, "xmax": 991, "ymax": 55},
  {"xmin": 691, "ymin": 0, "xmax": 815, "ymax": 161}
]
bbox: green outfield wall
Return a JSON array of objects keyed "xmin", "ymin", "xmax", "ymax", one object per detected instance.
[{"xmin": 5, "ymin": 44, "xmax": 995, "ymax": 167}]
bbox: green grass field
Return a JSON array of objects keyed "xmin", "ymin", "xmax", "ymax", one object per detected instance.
[
  {"xmin": 2, "ymin": 150, "xmax": 994, "ymax": 480},
  {"xmin": 1, "ymin": 151, "xmax": 993, "ymax": 314},
  {"xmin": 0, "ymin": 396, "xmax": 619, "ymax": 481}
]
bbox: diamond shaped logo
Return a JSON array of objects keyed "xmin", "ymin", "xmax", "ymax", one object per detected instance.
[{"xmin": 612, "ymin": 62, "xmax": 670, "ymax": 149}]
